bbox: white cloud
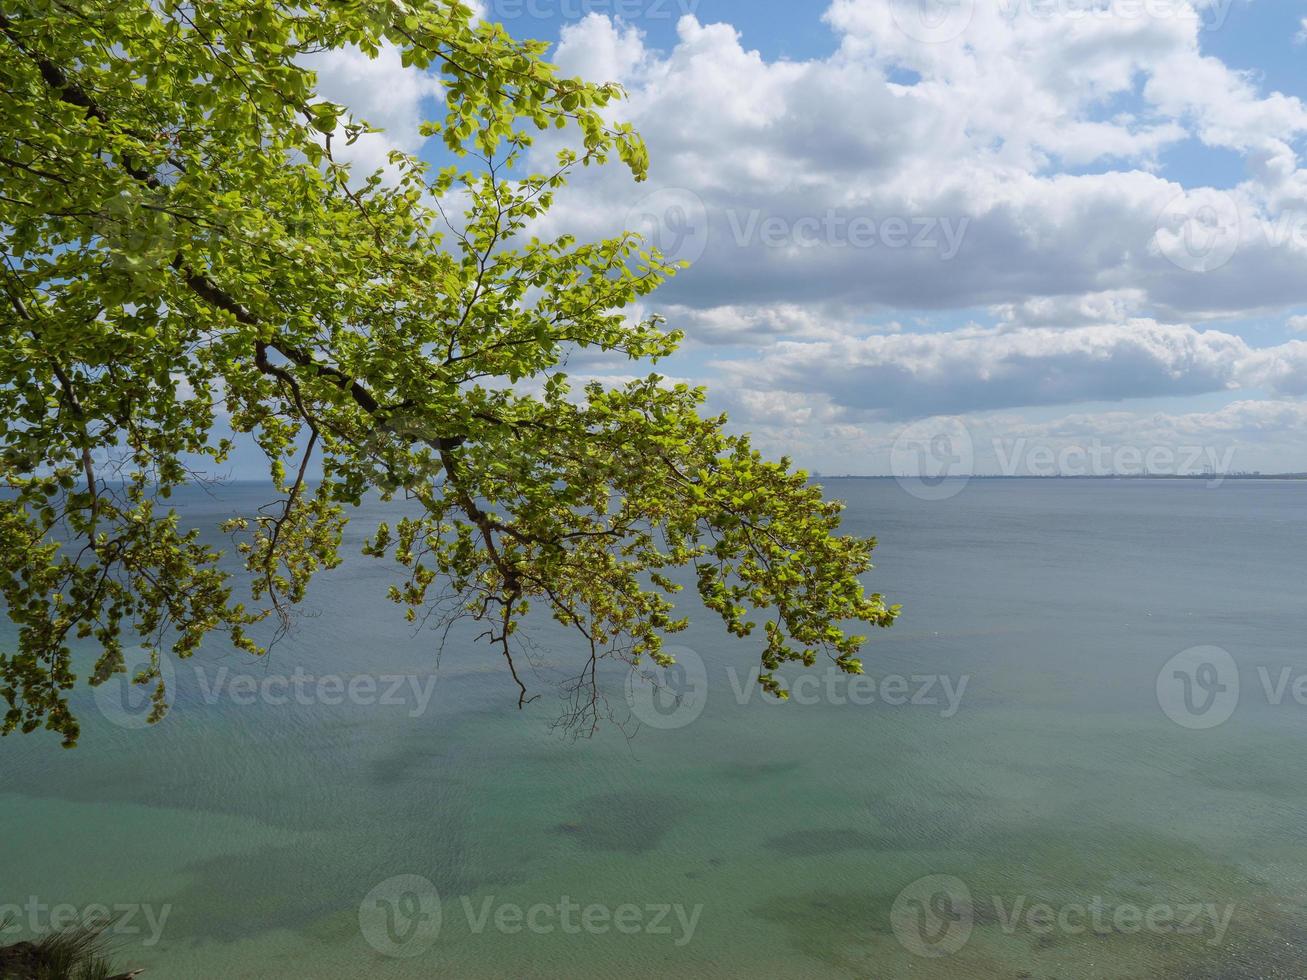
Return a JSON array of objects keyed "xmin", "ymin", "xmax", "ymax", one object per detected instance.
[
  {"xmin": 995, "ymin": 290, "xmax": 1150, "ymax": 328},
  {"xmin": 646, "ymin": 301, "xmax": 876, "ymax": 345},
  {"xmin": 1002, "ymin": 399, "xmax": 1307, "ymax": 442},
  {"xmin": 715, "ymin": 320, "xmax": 1307, "ymax": 420},
  {"xmin": 718, "ymin": 396, "xmax": 1307, "ymax": 477},
  {"xmin": 299, "ymin": 43, "xmax": 443, "ymax": 177},
  {"xmin": 276, "ymin": 5, "xmax": 1307, "ymax": 473},
  {"xmin": 961, "ymin": 398, "xmax": 1307, "ymax": 475},
  {"xmin": 533, "ymin": 9, "xmax": 1307, "ymax": 329},
  {"xmin": 1236, "ymin": 339, "xmax": 1307, "ymax": 397},
  {"xmin": 552, "ymin": 14, "xmax": 648, "ymax": 83}
]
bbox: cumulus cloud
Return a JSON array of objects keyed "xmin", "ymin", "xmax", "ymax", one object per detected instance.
[
  {"xmin": 720, "ymin": 395, "xmax": 1307, "ymax": 478},
  {"xmin": 964, "ymin": 398, "xmax": 1307, "ymax": 475},
  {"xmin": 277, "ymin": 5, "xmax": 1307, "ymax": 472},
  {"xmin": 299, "ymin": 43, "xmax": 443, "ymax": 177},
  {"xmin": 1002, "ymin": 399, "xmax": 1307, "ymax": 442},
  {"xmin": 531, "ymin": 9, "xmax": 1307, "ymax": 328},
  {"xmin": 644, "ymin": 302, "xmax": 880, "ymax": 345},
  {"xmin": 1236, "ymin": 339, "xmax": 1307, "ymax": 397},
  {"xmin": 552, "ymin": 14, "xmax": 648, "ymax": 82},
  {"xmin": 716, "ymin": 320, "xmax": 1307, "ymax": 420},
  {"xmin": 995, "ymin": 290, "xmax": 1150, "ymax": 329}
]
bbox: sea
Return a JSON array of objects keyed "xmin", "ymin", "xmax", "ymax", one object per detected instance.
[{"xmin": 1, "ymin": 478, "xmax": 1304, "ymax": 978}]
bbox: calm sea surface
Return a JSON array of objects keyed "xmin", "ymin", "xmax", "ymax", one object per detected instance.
[{"xmin": 2, "ymin": 479, "xmax": 1305, "ymax": 978}]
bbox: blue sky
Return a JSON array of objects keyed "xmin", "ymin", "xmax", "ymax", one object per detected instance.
[
  {"xmin": 488, "ymin": 0, "xmax": 845, "ymax": 60},
  {"xmin": 283, "ymin": 0, "xmax": 1307, "ymax": 480}
]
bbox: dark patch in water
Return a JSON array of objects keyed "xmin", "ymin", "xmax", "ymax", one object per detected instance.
[
  {"xmin": 718, "ymin": 759, "xmax": 804, "ymax": 782},
  {"xmin": 1183, "ymin": 747, "xmax": 1307, "ymax": 813},
  {"xmin": 161, "ymin": 843, "xmax": 497, "ymax": 942},
  {"xmin": 367, "ymin": 741, "xmax": 447, "ymax": 787},
  {"xmin": 551, "ymin": 792, "xmax": 687, "ymax": 855},
  {"xmin": 865, "ymin": 792, "xmax": 986, "ymax": 849},
  {"xmin": 764, "ymin": 828, "xmax": 885, "ymax": 857},
  {"xmin": 157, "ymin": 791, "xmax": 524, "ymax": 945},
  {"xmin": 750, "ymin": 887, "xmax": 892, "ymax": 974}
]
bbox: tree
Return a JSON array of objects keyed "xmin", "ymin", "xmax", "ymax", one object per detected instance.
[{"xmin": 0, "ymin": 0, "xmax": 898, "ymax": 747}]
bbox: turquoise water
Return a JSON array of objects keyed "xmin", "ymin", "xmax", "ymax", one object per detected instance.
[{"xmin": 2, "ymin": 479, "xmax": 1306, "ymax": 978}]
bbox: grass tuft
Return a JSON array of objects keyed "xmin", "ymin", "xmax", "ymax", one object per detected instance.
[{"xmin": 0, "ymin": 914, "xmax": 137, "ymax": 980}]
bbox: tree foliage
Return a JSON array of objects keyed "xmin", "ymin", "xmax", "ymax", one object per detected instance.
[{"xmin": 0, "ymin": 0, "xmax": 898, "ymax": 746}]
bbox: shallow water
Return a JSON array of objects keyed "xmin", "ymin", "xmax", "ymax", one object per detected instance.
[{"xmin": 2, "ymin": 479, "xmax": 1305, "ymax": 978}]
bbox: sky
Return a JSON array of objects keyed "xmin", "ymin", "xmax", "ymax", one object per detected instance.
[{"xmin": 298, "ymin": 0, "xmax": 1307, "ymax": 479}]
